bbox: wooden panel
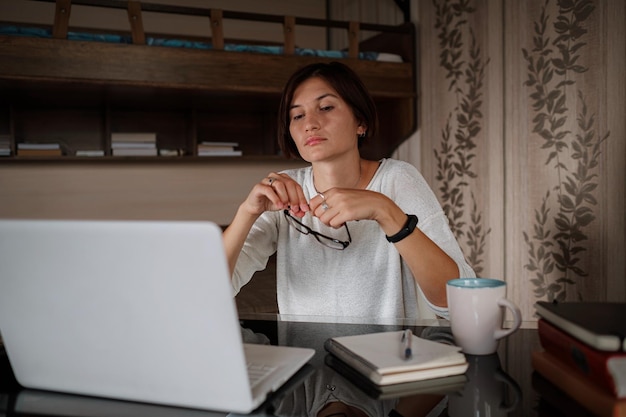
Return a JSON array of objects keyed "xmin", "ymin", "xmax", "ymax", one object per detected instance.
[
  {"xmin": 0, "ymin": 159, "xmax": 307, "ymax": 225},
  {"xmin": 0, "ymin": 36, "xmax": 415, "ymax": 98},
  {"xmin": 604, "ymin": 1, "xmax": 626, "ymax": 300}
]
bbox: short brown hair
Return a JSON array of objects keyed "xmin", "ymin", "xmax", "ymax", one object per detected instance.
[{"xmin": 277, "ymin": 61, "xmax": 378, "ymax": 159}]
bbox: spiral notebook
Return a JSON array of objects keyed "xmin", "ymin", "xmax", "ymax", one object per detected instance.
[{"xmin": 324, "ymin": 330, "xmax": 468, "ymax": 386}]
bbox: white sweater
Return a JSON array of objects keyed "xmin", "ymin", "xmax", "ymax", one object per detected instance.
[{"xmin": 232, "ymin": 158, "xmax": 475, "ymax": 319}]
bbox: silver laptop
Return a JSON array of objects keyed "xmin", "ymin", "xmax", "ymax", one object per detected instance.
[{"xmin": 0, "ymin": 219, "xmax": 314, "ymax": 414}]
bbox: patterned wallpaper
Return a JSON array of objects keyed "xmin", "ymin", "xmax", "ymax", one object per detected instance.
[
  {"xmin": 419, "ymin": 0, "xmax": 625, "ymax": 320},
  {"xmin": 519, "ymin": 0, "xmax": 610, "ymax": 302},
  {"xmin": 431, "ymin": 0, "xmax": 492, "ymax": 276}
]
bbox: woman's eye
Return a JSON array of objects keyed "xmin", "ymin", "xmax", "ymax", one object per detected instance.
[
  {"xmin": 292, "ymin": 114, "xmax": 303, "ymax": 121},
  {"xmin": 320, "ymin": 105, "xmax": 334, "ymax": 112}
]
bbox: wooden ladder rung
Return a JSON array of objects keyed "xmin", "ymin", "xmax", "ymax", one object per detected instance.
[
  {"xmin": 210, "ymin": 9, "xmax": 224, "ymax": 50},
  {"xmin": 127, "ymin": 1, "xmax": 146, "ymax": 45},
  {"xmin": 283, "ymin": 16, "xmax": 295, "ymax": 55},
  {"xmin": 348, "ymin": 21, "xmax": 360, "ymax": 58},
  {"xmin": 52, "ymin": 0, "xmax": 72, "ymax": 39}
]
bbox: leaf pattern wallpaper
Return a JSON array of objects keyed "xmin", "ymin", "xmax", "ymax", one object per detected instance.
[
  {"xmin": 432, "ymin": 0, "xmax": 492, "ymax": 276},
  {"xmin": 521, "ymin": 0, "xmax": 610, "ymax": 302},
  {"xmin": 418, "ymin": 0, "xmax": 625, "ymax": 320}
]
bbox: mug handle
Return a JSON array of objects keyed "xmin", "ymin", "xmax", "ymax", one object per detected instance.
[
  {"xmin": 494, "ymin": 298, "xmax": 522, "ymax": 340},
  {"xmin": 495, "ymin": 368, "xmax": 522, "ymax": 412}
]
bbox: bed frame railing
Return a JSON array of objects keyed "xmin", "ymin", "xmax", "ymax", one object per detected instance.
[{"xmin": 40, "ymin": 0, "xmax": 412, "ymax": 59}]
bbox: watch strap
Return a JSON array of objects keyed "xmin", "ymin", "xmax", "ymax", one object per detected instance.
[{"xmin": 386, "ymin": 214, "xmax": 418, "ymax": 243}]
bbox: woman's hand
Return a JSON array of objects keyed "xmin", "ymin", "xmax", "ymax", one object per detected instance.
[
  {"xmin": 224, "ymin": 172, "xmax": 309, "ymax": 274},
  {"xmin": 309, "ymin": 188, "xmax": 404, "ymax": 230},
  {"xmin": 310, "ymin": 186, "xmax": 456, "ymax": 307},
  {"xmin": 241, "ymin": 172, "xmax": 310, "ymax": 218}
]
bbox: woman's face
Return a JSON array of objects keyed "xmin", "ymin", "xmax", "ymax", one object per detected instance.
[{"xmin": 288, "ymin": 77, "xmax": 364, "ymax": 163}]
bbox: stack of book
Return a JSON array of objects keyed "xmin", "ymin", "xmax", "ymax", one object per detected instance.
[
  {"xmin": 158, "ymin": 148, "xmax": 184, "ymax": 157},
  {"xmin": 111, "ymin": 133, "xmax": 157, "ymax": 156},
  {"xmin": 197, "ymin": 141, "xmax": 242, "ymax": 157},
  {"xmin": 75, "ymin": 149, "xmax": 105, "ymax": 157},
  {"xmin": 16, "ymin": 142, "xmax": 63, "ymax": 156},
  {"xmin": 532, "ymin": 301, "xmax": 626, "ymax": 416}
]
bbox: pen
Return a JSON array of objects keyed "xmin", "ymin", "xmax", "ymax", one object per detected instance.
[{"xmin": 401, "ymin": 329, "xmax": 413, "ymax": 360}]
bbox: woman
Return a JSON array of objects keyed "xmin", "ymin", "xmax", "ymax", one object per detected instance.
[{"xmin": 223, "ymin": 61, "xmax": 474, "ymax": 319}]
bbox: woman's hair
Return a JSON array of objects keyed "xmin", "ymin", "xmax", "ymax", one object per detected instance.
[{"xmin": 277, "ymin": 61, "xmax": 378, "ymax": 159}]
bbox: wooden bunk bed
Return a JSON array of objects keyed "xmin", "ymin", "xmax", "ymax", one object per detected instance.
[
  {"xmin": 0, "ymin": 0, "xmax": 416, "ymax": 161},
  {"xmin": 0, "ymin": 0, "xmax": 417, "ymax": 314}
]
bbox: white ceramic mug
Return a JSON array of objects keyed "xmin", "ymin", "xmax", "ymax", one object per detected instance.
[{"xmin": 446, "ymin": 278, "xmax": 522, "ymax": 355}]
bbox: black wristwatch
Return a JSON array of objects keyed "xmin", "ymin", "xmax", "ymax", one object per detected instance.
[{"xmin": 386, "ymin": 214, "xmax": 418, "ymax": 243}]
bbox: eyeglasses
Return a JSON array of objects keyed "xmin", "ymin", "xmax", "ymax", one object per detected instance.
[{"xmin": 283, "ymin": 209, "xmax": 351, "ymax": 250}]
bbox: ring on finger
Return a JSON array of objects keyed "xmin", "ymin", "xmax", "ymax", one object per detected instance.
[
  {"xmin": 318, "ymin": 193, "xmax": 325, "ymax": 200},
  {"xmin": 321, "ymin": 202, "xmax": 329, "ymax": 211},
  {"xmin": 267, "ymin": 177, "xmax": 276, "ymax": 186}
]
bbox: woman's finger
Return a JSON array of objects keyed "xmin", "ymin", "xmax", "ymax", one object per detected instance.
[{"xmin": 265, "ymin": 172, "xmax": 310, "ymax": 216}]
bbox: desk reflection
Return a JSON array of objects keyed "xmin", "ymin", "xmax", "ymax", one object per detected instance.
[
  {"xmin": 2, "ymin": 318, "xmax": 543, "ymax": 417},
  {"xmin": 243, "ymin": 322, "xmax": 451, "ymax": 416},
  {"xmin": 14, "ymin": 389, "xmax": 231, "ymax": 417},
  {"xmin": 448, "ymin": 354, "xmax": 522, "ymax": 417}
]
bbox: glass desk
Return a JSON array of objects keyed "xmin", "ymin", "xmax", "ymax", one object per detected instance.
[{"xmin": 0, "ymin": 315, "xmax": 591, "ymax": 416}]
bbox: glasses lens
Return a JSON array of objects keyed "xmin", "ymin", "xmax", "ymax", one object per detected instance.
[
  {"xmin": 284, "ymin": 210, "xmax": 351, "ymax": 250},
  {"xmin": 314, "ymin": 234, "xmax": 349, "ymax": 250}
]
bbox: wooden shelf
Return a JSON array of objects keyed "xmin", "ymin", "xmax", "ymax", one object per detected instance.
[
  {"xmin": 0, "ymin": 6, "xmax": 416, "ymax": 162},
  {"xmin": 0, "ymin": 36, "xmax": 416, "ymax": 99},
  {"xmin": 0, "ymin": 155, "xmax": 293, "ymax": 164},
  {"xmin": 0, "ymin": 73, "xmax": 414, "ymax": 161}
]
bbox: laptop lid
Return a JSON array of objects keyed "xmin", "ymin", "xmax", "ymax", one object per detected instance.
[{"xmin": 0, "ymin": 219, "xmax": 313, "ymax": 414}]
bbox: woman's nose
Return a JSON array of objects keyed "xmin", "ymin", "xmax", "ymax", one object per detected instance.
[{"xmin": 305, "ymin": 114, "xmax": 320, "ymax": 132}]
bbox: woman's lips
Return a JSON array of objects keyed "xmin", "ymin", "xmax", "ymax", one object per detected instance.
[{"xmin": 305, "ymin": 136, "xmax": 325, "ymax": 146}]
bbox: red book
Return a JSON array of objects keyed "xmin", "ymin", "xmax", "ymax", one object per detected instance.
[
  {"xmin": 535, "ymin": 301, "xmax": 626, "ymax": 351},
  {"xmin": 538, "ymin": 318, "xmax": 626, "ymax": 398},
  {"xmin": 532, "ymin": 350, "xmax": 626, "ymax": 417}
]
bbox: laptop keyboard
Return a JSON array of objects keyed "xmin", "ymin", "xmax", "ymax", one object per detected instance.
[{"xmin": 247, "ymin": 362, "xmax": 277, "ymax": 388}]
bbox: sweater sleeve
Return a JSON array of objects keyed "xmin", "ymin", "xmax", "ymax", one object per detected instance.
[
  {"xmin": 231, "ymin": 211, "xmax": 280, "ymax": 295},
  {"xmin": 380, "ymin": 159, "xmax": 476, "ymax": 317}
]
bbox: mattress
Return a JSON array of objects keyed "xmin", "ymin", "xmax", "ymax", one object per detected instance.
[{"xmin": 0, "ymin": 24, "xmax": 403, "ymax": 62}]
